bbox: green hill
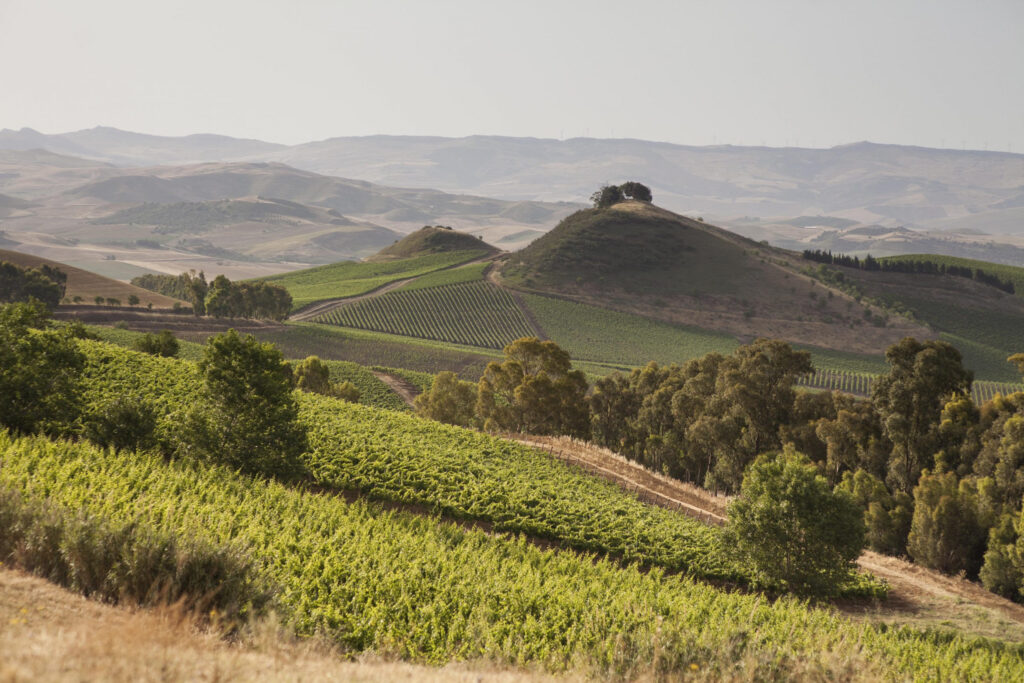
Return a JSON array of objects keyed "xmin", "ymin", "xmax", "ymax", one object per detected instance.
[
  {"xmin": 499, "ymin": 201, "xmax": 928, "ymax": 356},
  {"xmin": 263, "ymin": 250, "xmax": 485, "ymax": 309},
  {"xmin": 371, "ymin": 225, "xmax": 499, "ymax": 261},
  {"xmin": 3, "ymin": 337, "xmax": 1023, "ymax": 678},
  {"xmin": 878, "ymin": 253, "xmax": 1024, "ymax": 298}
]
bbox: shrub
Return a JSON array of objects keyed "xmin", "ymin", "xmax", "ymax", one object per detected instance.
[
  {"xmin": 414, "ymin": 371, "xmax": 477, "ymax": 427},
  {"xmin": 0, "ymin": 301, "xmax": 84, "ymax": 436},
  {"xmin": 177, "ymin": 330, "xmax": 307, "ymax": 479},
  {"xmin": 724, "ymin": 448, "xmax": 866, "ymax": 595},
  {"xmin": 83, "ymin": 395, "xmax": 159, "ymax": 453},
  {"xmin": 132, "ymin": 330, "xmax": 180, "ymax": 357},
  {"xmin": 0, "ymin": 485, "xmax": 270, "ymax": 622}
]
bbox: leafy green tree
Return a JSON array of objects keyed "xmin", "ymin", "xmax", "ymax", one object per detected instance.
[
  {"xmin": 477, "ymin": 337, "xmax": 589, "ymax": 437},
  {"xmin": 132, "ymin": 330, "xmax": 179, "ymax": 357},
  {"xmin": 619, "ymin": 181, "xmax": 653, "ymax": 202},
  {"xmin": 178, "ymin": 330, "xmax": 306, "ymax": 478},
  {"xmin": 979, "ymin": 511, "xmax": 1022, "ymax": 601},
  {"xmin": 0, "ymin": 261, "xmax": 66, "ymax": 310},
  {"xmin": 815, "ymin": 397, "xmax": 890, "ymax": 484},
  {"xmin": 872, "ymin": 338, "xmax": 973, "ymax": 493},
  {"xmin": 127, "ymin": 294, "xmax": 140, "ymax": 307},
  {"xmin": 94, "ymin": 296, "xmax": 104, "ymax": 305},
  {"xmin": 293, "ymin": 356, "xmax": 332, "ymax": 395},
  {"xmin": 105, "ymin": 297, "xmax": 120, "ymax": 307},
  {"xmin": 724, "ymin": 447, "xmax": 866, "ymax": 595},
  {"xmin": 414, "ymin": 371, "xmax": 477, "ymax": 427},
  {"xmin": 835, "ymin": 469, "xmax": 913, "ymax": 555},
  {"xmin": 907, "ymin": 470, "xmax": 986, "ymax": 576},
  {"xmin": 0, "ymin": 300, "xmax": 84, "ymax": 436},
  {"xmin": 590, "ymin": 184, "xmax": 624, "ymax": 209}
]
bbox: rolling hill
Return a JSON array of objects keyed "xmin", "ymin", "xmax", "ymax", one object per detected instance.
[
  {"xmin": 370, "ymin": 225, "xmax": 499, "ymax": 261},
  {"xmin": 0, "ymin": 150, "xmax": 578, "ymax": 276},
  {"xmin": 0, "ymin": 249, "xmax": 184, "ymax": 308},
  {"xmin": 500, "ymin": 201, "xmax": 927, "ymax": 355}
]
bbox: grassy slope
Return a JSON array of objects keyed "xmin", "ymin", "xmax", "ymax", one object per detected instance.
[
  {"xmin": 12, "ymin": 433, "xmax": 1021, "ymax": 680},
  {"xmin": 317, "ymin": 281, "xmax": 535, "ymax": 350},
  {"xmin": 263, "ymin": 250, "xmax": 484, "ymax": 309},
  {"xmin": 399, "ymin": 261, "xmax": 489, "ymax": 291},
  {"xmin": 879, "ymin": 254, "xmax": 1024, "ymax": 298},
  {"xmin": 3, "ymin": 342, "xmax": 1023, "ymax": 677},
  {"xmin": 371, "ymin": 226, "xmax": 498, "ymax": 261},
  {"xmin": 500, "ymin": 203, "xmax": 926, "ymax": 356},
  {"xmin": 0, "ymin": 249, "xmax": 183, "ymax": 308}
]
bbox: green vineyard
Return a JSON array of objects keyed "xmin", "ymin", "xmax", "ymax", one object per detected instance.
[
  {"xmin": 316, "ymin": 281, "xmax": 536, "ymax": 349},
  {"xmin": 799, "ymin": 368, "xmax": 1024, "ymax": 404}
]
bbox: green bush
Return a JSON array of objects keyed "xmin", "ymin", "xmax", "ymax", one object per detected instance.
[
  {"xmin": 132, "ymin": 329, "xmax": 180, "ymax": 357},
  {"xmin": 177, "ymin": 330, "xmax": 307, "ymax": 479},
  {"xmin": 725, "ymin": 448, "xmax": 866, "ymax": 595}
]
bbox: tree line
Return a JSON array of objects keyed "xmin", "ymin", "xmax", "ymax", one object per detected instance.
[
  {"xmin": 131, "ymin": 271, "xmax": 292, "ymax": 320},
  {"xmin": 416, "ymin": 333, "xmax": 1024, "ymax": 601},
  {"xmin": 802, "ymin": 249, "xmax": 1015, "ymax": 294}
]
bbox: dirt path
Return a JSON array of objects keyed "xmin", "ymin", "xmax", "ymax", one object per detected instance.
[
  {"xmin": 290, "ymin": 254, "xmax": 499, "ymax": 323},
  {"xmin": 372, "ymin": 371, "xmax": 420, "ymax": 407},
  {"xmin": 513, "ymin": 434, "xmax": 1024, "ymax": 641},
  {"xmin": 289, "ymin": 277, "xmax": 417, "ymax": 322}
]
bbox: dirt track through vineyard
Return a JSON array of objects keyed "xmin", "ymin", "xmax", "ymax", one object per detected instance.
[{"xmin": 373, "ymin": 371, "xmax": 1024, "ymax": 639}]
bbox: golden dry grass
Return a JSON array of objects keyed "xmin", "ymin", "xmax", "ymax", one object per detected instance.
[{"xmin": 0, "ymin": 567, "xmax": 571, "ymax": 683}]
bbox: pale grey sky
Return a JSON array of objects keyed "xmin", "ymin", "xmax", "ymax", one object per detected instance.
[{"xmin": 1, "ymin": 0, "xmax": 1021, "ymax": 150}]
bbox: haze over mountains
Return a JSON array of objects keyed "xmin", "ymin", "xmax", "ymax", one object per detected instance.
[{"xmin": 1, "ymin": 126, "xmax": 1024, "ymax": 270}]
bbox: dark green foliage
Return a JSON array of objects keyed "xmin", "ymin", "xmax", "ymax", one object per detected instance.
[
  {"xmin": 204, "ymin": 275, "xmax": 291, "ymax": 321},
  {"xmin": 83, "ymin": 395, "xmax": 159, "ymax": 452},
  {"xmin": 0, "ymin": 260, "xmax": 66, "ymax": 309},
  {"xmin": 178, "ymin": 330, "xmax": 307, "ymax": 478},
  {"xmin": 619, "ymin": 181, "xmax": 653, "ymax": 202},
  {"xmin": 873, "ymin": 338, "xmax": 973, "ymax": 493},
  {"xmin": 724, "ymin": 449, "xmax": 866, "ymax": 595},
  {"xmin": 803, "ymin": 250, "xmax": 1016, "ymax": 294},
  {"xmin": 589, "ymin": 339, "xmax": 812, "ymax": 492},
  {"xmin": 477, "ymin": 337, "xmax": 589, "ymax": 437},
  {"xmin": 0, "ymin": 484, "xmax": 269, "ymax": 622},
  {"xmin": 132, "ymin": 329, "xmax": 180, "ymax": 357},
  {"xmin": 835, "ymin": 469, "xmax": 912, "ymax": 556},
  {"xmin": 293, "ymin": 355, "xmax": 332, "ymax": 394},
  {"xmin": 293, "ymin": 356, "xmax": 361, "ymax": 403},
  {"xmin": 414, "ymin": 371, "xmax": 477, "ymax": 427},
  {"xmin": 0, "ymin": 301, "xmax": 84, "ymax": 436},
  {"xmin": 979, "ymin": 511, "xmax": 1022, "ymax": 600},
  {"xmin": 907, "ymin": 470, "xmax": 986, "ymax": 577},
  {"xmin": 590, "ymin": 184, "xmax": 624, "ymax": 208}
]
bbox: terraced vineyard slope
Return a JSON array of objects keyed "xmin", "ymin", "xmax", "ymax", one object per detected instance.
[
  {"xmin": 317, "ymin": 280, "xmax": 537, "ymax": 349},
  {"xmin": 263, "ymin": 249, "xmax": 485, "ymax": 309}
]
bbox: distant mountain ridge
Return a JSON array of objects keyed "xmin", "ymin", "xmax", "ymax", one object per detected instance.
[{"xmin": 2, "ymin": 128, "xmax": 1022, "ymax": 237}]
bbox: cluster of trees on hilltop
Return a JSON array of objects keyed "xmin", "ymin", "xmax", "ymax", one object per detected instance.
[
  {"xmin": 591, "ymin": 181, "xmax": 653, "ymax": 208},
  {"xmin": 131, "ymin": 271, "xmax": 291, "ymax": 320},
  {"xmin": 0, "ymin": 261, "xmax": 67, "ymax": 310},
  {"xmin": 803, "ymin": 250, "xmax": 1015, "ymax": 294},
  {"xmin": 416, "ymin": 332, "xmax": 1024, "ymax": 602}
]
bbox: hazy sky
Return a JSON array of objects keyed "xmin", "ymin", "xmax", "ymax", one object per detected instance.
[{"xmin": 1, "ymin": 0, "xmax": 1021, "ymax": 150}]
